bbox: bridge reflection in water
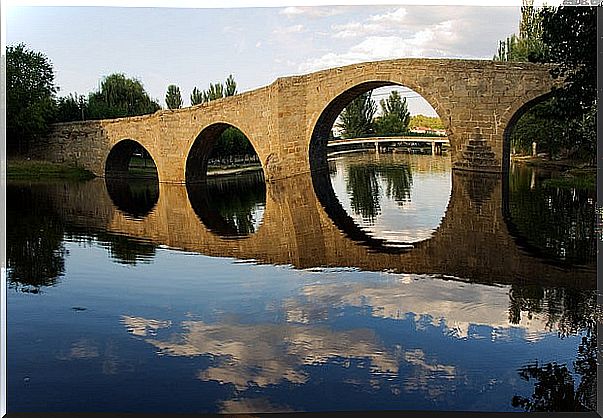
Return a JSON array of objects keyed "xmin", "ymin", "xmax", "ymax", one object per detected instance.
[
  {"xmin": 7, "ymin": 153, "xmax": 598, "ymax": 413},
  {"xmin": 43, "ymin": 165, "xmax": 594, "ymax": 289}
]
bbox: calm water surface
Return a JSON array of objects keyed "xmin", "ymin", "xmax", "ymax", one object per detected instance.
[{"xmin": 7, "ymin": 153, "xmax": 597, "ymax": 413}]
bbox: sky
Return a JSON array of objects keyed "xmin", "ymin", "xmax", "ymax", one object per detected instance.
[{"xmin": 6, "ymin": 3, "xmax": 524, "ymax": 116}]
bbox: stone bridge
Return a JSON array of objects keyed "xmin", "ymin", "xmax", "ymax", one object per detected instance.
[
  {"xmin": 36, "ymin": 58, "xmax": 558, "ymax": 182},
  {"xmin": 41, "ymin": 171, "xmax": 595, "ymax": 290}
]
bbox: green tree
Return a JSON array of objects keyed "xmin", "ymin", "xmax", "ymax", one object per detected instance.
[
  {"xmin": 204, "ymin": 82, "xmax": 225, "ymax": 102},
  {"xmin": 498, "ymin": 5, "xmax": 595, "ymax": 162},
  {"xmin": 191, "ymin": 87, "xmax": 204, "ymax": 105},
  {"xmin": 225, "ymin": 74, "xmax": 237, "ymax": 96},
  {"xmin": 494, "ymin": 0, "xmax": 547, "ymax": 62},
  {"xmin": 87, "ymin": 73, "xmax": 160, "ymax": 119},
  {"xmin": 6, "ymin": 43, "xmax": 57, "ymax": 155},
  {"xmin": 165, "ymin": 84, "xmax": 183, "ymax": 109},
  {"xmin": 55, "ymin": 93, "xmax": 87, "ymax": 122},
  {"xmin": 336, "ymin": 92, "xmax": 377, "ymax": 139},
  {"xmin": 539, "ymin": 6, "xmax": 596, "ymax": 160},
  {"xmin": 374, "ymin": 91, "xmax": 410, "ymax": 136}
]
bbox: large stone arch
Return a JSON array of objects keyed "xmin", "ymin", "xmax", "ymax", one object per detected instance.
[
  {"xmin": 304, "ymin": 65, "xmax": 453, "ymax": 175},
  {"xmin": 307, "ymin": 78, "xmax": 451, "ymax": 173},
  {"xmin": 184, "ymin": 121, "xmax": 265, "ymax": 184}
]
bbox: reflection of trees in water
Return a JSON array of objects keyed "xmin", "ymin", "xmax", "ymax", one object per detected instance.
[
  {"xmin": 510, "ymin": 283, "xmax": 598, "ymax": 412},
  {"xmin": 508, "ymin": 285, "xmax": 598, "ymax": 336},
  {"xmin": 95, "ymin": 232, "xmax": 157, "ymax": 266},
  {"xmin": 512, "ymin": 330, "xmax": 596, "ymax": 412},
  {"xmin": 346, "ymin": 164, "xmax": 381, "ymax": 221},
  {"xmin": 507, "ymin": 165, "xmax": 596, "ymax": 265},
  {"xmin": 188, "ymin": 171, "xmax": 266, "ymax": 237},
  {"xmin": 345, "ymin": 163, "xmax": 413, "ymax": 222},
  {"xmin": 105, "ymin": 178, "xmax": 160, "ymax": 219},
  {"xmin": 7, "ymin": 184, "xmax": 66, "ymax": 293}
]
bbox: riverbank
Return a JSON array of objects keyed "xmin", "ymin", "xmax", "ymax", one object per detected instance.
[
  {"xmin": 207, "ymin": 164, "xmax": 262, "ymax": 177},
  {"xmin": 7, "ymin": 159, "xmax": 96, "ymax": 181},
  {"xmin": 511, "ymin": 155, "xmax": 596, "ymax": 190},
  {"xmin": 7, "ymin": 159, "xmax": 263, "ymax": 181}
]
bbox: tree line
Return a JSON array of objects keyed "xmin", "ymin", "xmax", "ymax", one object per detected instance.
[
  {"xmin": 494, "ymin": 1, "xmax": 595, "ymax": 162},
  {"xmin": 6, "ymin": 43, "xmax": 255, "ymax": 162}
]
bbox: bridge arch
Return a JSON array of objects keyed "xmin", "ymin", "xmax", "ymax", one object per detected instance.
[
  {"xmin": 185, "ymin": 122, "xmax": 263, "ymax": 183},
  {"xmin": 308, "ymin": 79, "xmax": 449, "ymax": 174},
  {"xmin": 105, "ymin": 138, "xmax": 159, "ymax": 179},
  {"xmin": 501, "ymin": 90, "xmax": 555, "ymax": 174}
]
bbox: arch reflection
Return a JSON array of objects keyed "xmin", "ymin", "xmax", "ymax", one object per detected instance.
[
  {"xmin": 105, "ymin": 177, "xmax": 159, "ymax": 220},
  {"xmin": 313, "ymin": 153, "xmax": 452, "ymax": 252},
  {"xmin": 186, "ymin": 171, "xmax": 266, "ymax": 238},
  {"xmin": 502, "ymin": 164, "xmax": 596, "ymax": 267}
]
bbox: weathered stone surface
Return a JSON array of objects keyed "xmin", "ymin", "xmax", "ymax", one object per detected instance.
[{"xmin": 34, "ymin": 58, "xmax": 559, "ymax": 183}]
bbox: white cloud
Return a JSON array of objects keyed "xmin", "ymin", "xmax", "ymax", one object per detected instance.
[
  {"xmin": 300, "ymin": 17, "xmax": 475, "ymax": 74},
  {"xmin": 273, "ymin": 24, "xmax": 305, "ymax": 35},
  {"xmin": 368, "ymin": 7, "xmax": 408, "ymax": 24},
  {"xmin": 279, "ymin": 6, "xmax": 342, "ymax": 18},
  {"xmin": 332, "ymin": 7, "xmax": 408, "ymax": 39}
]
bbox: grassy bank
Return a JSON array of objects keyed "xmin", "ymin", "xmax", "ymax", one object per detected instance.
[
  {"xmin": 7, "ymin": 159, "xmax": 96, "ymax": 181},
  {"xmin": 542, "ymin": 168, "xmax": 596, "ymax": 191},
  {"xmin": 512, "ymin": 155, "xmax": 596, "ymax": 191}
]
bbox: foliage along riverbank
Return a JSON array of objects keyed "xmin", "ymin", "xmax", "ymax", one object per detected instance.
[
  {"xmin": 7, "ymin": 158, "xmax": 263, "ymax": 181},
  {"xmin": 7, "ymin": 159, "xmax": 96, "ymax": 181},
  {"xmin": 511, "ymin": 156, "xmax": 596, "ymax": 191}
]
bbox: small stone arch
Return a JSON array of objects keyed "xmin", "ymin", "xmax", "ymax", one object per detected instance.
[
  {"xmin": 105, "ymin": 138, "xmax": 159, "ymax": 179},
  {"xmin": 185, "ymin": 122, "xmax": 263, "ymax": 184}
]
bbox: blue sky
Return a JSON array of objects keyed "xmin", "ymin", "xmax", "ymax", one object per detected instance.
[{"xmin": 7, "ymin": 4, "xmax": 522, "ymax": 115}]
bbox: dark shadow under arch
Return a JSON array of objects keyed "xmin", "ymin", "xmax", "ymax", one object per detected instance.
[
  {"xmin": 105, "ymin": 139, "xmax": 158, "ymax": 179},
  {"xmin": 501, "ymin": 91, "xmax": 554, "ymax": 175},
  {"xmin": 106, "ymin": 178, "xmax": 159, "ymax": 220},
  {"xmin": 186, "ymin": 171, "xmax": 266, "ymax": 238},
  {"xmin": 186, "ymin": 123, "xmax": 261, "ymax": 184}
]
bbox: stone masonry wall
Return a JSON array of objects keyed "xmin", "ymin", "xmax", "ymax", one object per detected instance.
[{"xmin": 36, "ymin": 58, "xmax": 559, "ymax": 182}]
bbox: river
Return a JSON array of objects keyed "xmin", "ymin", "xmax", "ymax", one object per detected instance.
[{"xmin": 6, "ymin": 152, "xmax": 597, "ymax": 413}]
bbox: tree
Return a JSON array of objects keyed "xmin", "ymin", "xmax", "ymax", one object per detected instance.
[
  {"xmin": 55, "ymin": 93, "xmax": 87, "ymax": 122},
  {"xmin": 224, "ymin": 74, "xmax": 237, "ymax": 96},
  {"xmin": 87, "ymin": 73, "xmax": 160, "ymax": 120},
  {"xmin": 336, "ymin": 92, "xmax": 377, "ymax": 139},
  {"xmin": 204, "ymin": 82, "xmax": 225, "ymax": 102},
  {"xmin": 374, "ymin": 91, "xmax": 410, "ymax": 136},
  {"xmin": 540, "ymin": 7, "xmax": 596, "ymax": 120},
  {"xmin": 496, "ymin": 4, "xmax": 596, "ymax": 162},
  {"xmin": 191, "ymin": 87, "xmax": 204, "ymax": 105},
  {"xmin": 494, "ymin": 0, "xmax": 547, "ymax": 62},
  {"xmin": 6, "ymin": 43, "xmax": 57, "ymax": 155},
  {"xmin": 165, "ymin": 84, "xmax": 183, "ymax": 109}
]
